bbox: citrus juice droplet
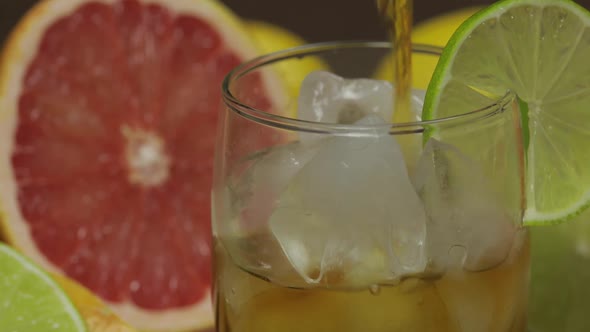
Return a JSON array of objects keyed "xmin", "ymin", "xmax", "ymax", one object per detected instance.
[{"xmin": 369, "ymin": 284, "xmax": 381, "ymax": 295}]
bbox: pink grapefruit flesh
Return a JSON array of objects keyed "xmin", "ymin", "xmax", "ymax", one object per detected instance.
[{"xmin": 5, "ymin": 0, "xmax": 275, "ymax": 329}]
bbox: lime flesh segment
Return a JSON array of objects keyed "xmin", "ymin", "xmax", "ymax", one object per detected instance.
[
  {"xmin": 0, "ymin": 243, "xmax": 87, "ymax": 332},
  {"xmin": 422, "ymin": 0, "xmax": 590, "ymax": 225}
]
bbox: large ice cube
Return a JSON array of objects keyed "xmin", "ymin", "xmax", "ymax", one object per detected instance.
[
  {"xmin": 297, "ymin": 71, "xmax": 394, "ymax": 124},
  {"xmin": 297, "ymin": 71, "xmax": 426, "ymax": 144},
  {"xmin": 269, "ymin": 115, "xmax": 428, "ymax": 286},
  {"xmin": 232, "ymin": 142, "xmax": 322, "ymax": 233},
  {"xmin": 413, "ymin": 139, "xmax": 517, "ymax": 272}
]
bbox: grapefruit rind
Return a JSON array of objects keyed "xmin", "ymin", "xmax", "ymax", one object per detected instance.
[{"xmin": 0, "ymin": 0, "xmax": 285, "ymax": 331}]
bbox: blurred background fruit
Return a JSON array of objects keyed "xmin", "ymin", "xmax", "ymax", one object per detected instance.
[
  {"xmin": 54, "ymin": 274, "xmax": 138, "ymax": 332},
  {"xmin": 0, "ymin": 0, "xmax": 546, "ymax": 45},
  {"xmin": 374, "ymin": 6, "xmax": 481, "ymax": 89},
  {"xmin": 0, "ymin": 0, "xmax": 310, "ymax": 331}
]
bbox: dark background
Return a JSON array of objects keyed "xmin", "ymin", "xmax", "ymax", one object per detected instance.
[{"xmin": 4, "ymin": 0, "xmax": 590, "ymax": 44}]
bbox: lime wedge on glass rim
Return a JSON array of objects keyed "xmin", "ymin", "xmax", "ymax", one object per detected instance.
[
  {"xmin": 0, "ymin": 243, "xmax": 87, "ymax": 332},
  {"xmin": 422, "ymin": 0, "xmax": 590, "ymax": 225}
]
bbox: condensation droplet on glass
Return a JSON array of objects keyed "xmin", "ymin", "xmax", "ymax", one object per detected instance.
[{"xmin": 369, "ymin": 284, "xmax": 381, "ymax": 295}]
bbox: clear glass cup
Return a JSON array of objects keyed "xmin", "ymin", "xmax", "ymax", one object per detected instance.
[{"xmin": 211, "ymin": 42, "xmax": 529, "ymax": 332}]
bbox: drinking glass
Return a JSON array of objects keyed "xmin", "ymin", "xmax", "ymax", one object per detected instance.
[{"xmin": 211, "ymin": 42, "xmax": 529, "ymax": 332}]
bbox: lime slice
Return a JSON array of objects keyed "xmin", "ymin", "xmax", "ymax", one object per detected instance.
[
  {"xmin": 422, "ymin": 0, "xmax": 590, "ymax": 225},
  {"xmin": 0, "ymin": 243, "xmax": 87, "ymax": 332}
]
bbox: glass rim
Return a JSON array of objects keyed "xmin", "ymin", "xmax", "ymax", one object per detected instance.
[{"xmin": 222, "ymin": 40, "xmax": 516, "ymax": 135}]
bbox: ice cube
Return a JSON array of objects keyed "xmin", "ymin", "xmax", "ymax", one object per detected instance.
[
  {"xmin": 413, "ymin": 139, "xmax": 517, "ymax": 272},
  {"xmin": 270, "ymin": 115, "xmax": 428, "ymax": 286},
  {"xmin": 297, "ymin": 71, "xmax": 394, "ymax": 124},
  {"xmin": 232, "ymin": 142, "xmax": 322, "ymax": 234},
  {"xmin": 297, "ymin": 71, "xmax": 427, "ymax": 144}
]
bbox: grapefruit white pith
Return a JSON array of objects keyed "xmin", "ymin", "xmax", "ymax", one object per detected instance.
[{"xmin": 0, "ymin": 0, "xmax": 287, "ymax": 331}]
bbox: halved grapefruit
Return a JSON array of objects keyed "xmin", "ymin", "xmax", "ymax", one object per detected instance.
[{"xmin": 0, "ymin": 0, "xmax": 290, "ymax": 331}]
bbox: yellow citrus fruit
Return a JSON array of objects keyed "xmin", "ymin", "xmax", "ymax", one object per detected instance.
[
  {"xmin": 374, "ymin": 6, "xmax": 483, "ymax": 89},
  {"xmin": 246, "ymin": 20, "xmax": 327, "ymax": 116},
  {"xmin": 411, "ymin": 6, "xmax": 484, "ymax": 46},
  {"xmin": 53, "ymin": 274, "xmax": 137, "ymax": 332}
]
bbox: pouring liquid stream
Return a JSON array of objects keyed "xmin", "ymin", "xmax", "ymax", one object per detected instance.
[
  {"xmin": 377, "ymin": 0, "xmax": 418, "ymax": 169},
  {"xmin": 377, "ymin": 0, "xmax": 413, "ymax": 123}
]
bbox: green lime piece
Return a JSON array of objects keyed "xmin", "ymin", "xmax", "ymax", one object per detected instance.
[
  {"xmin": 0, "ymin": 243, "xmax": 87, "ymax": 332},
  {"xmin": 422, "ymin": 0, "xmax": 590, "ymax": 225},
  {"xmin": 529, "ymin": 222, "xmax": 590, "ymax": 331}
]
